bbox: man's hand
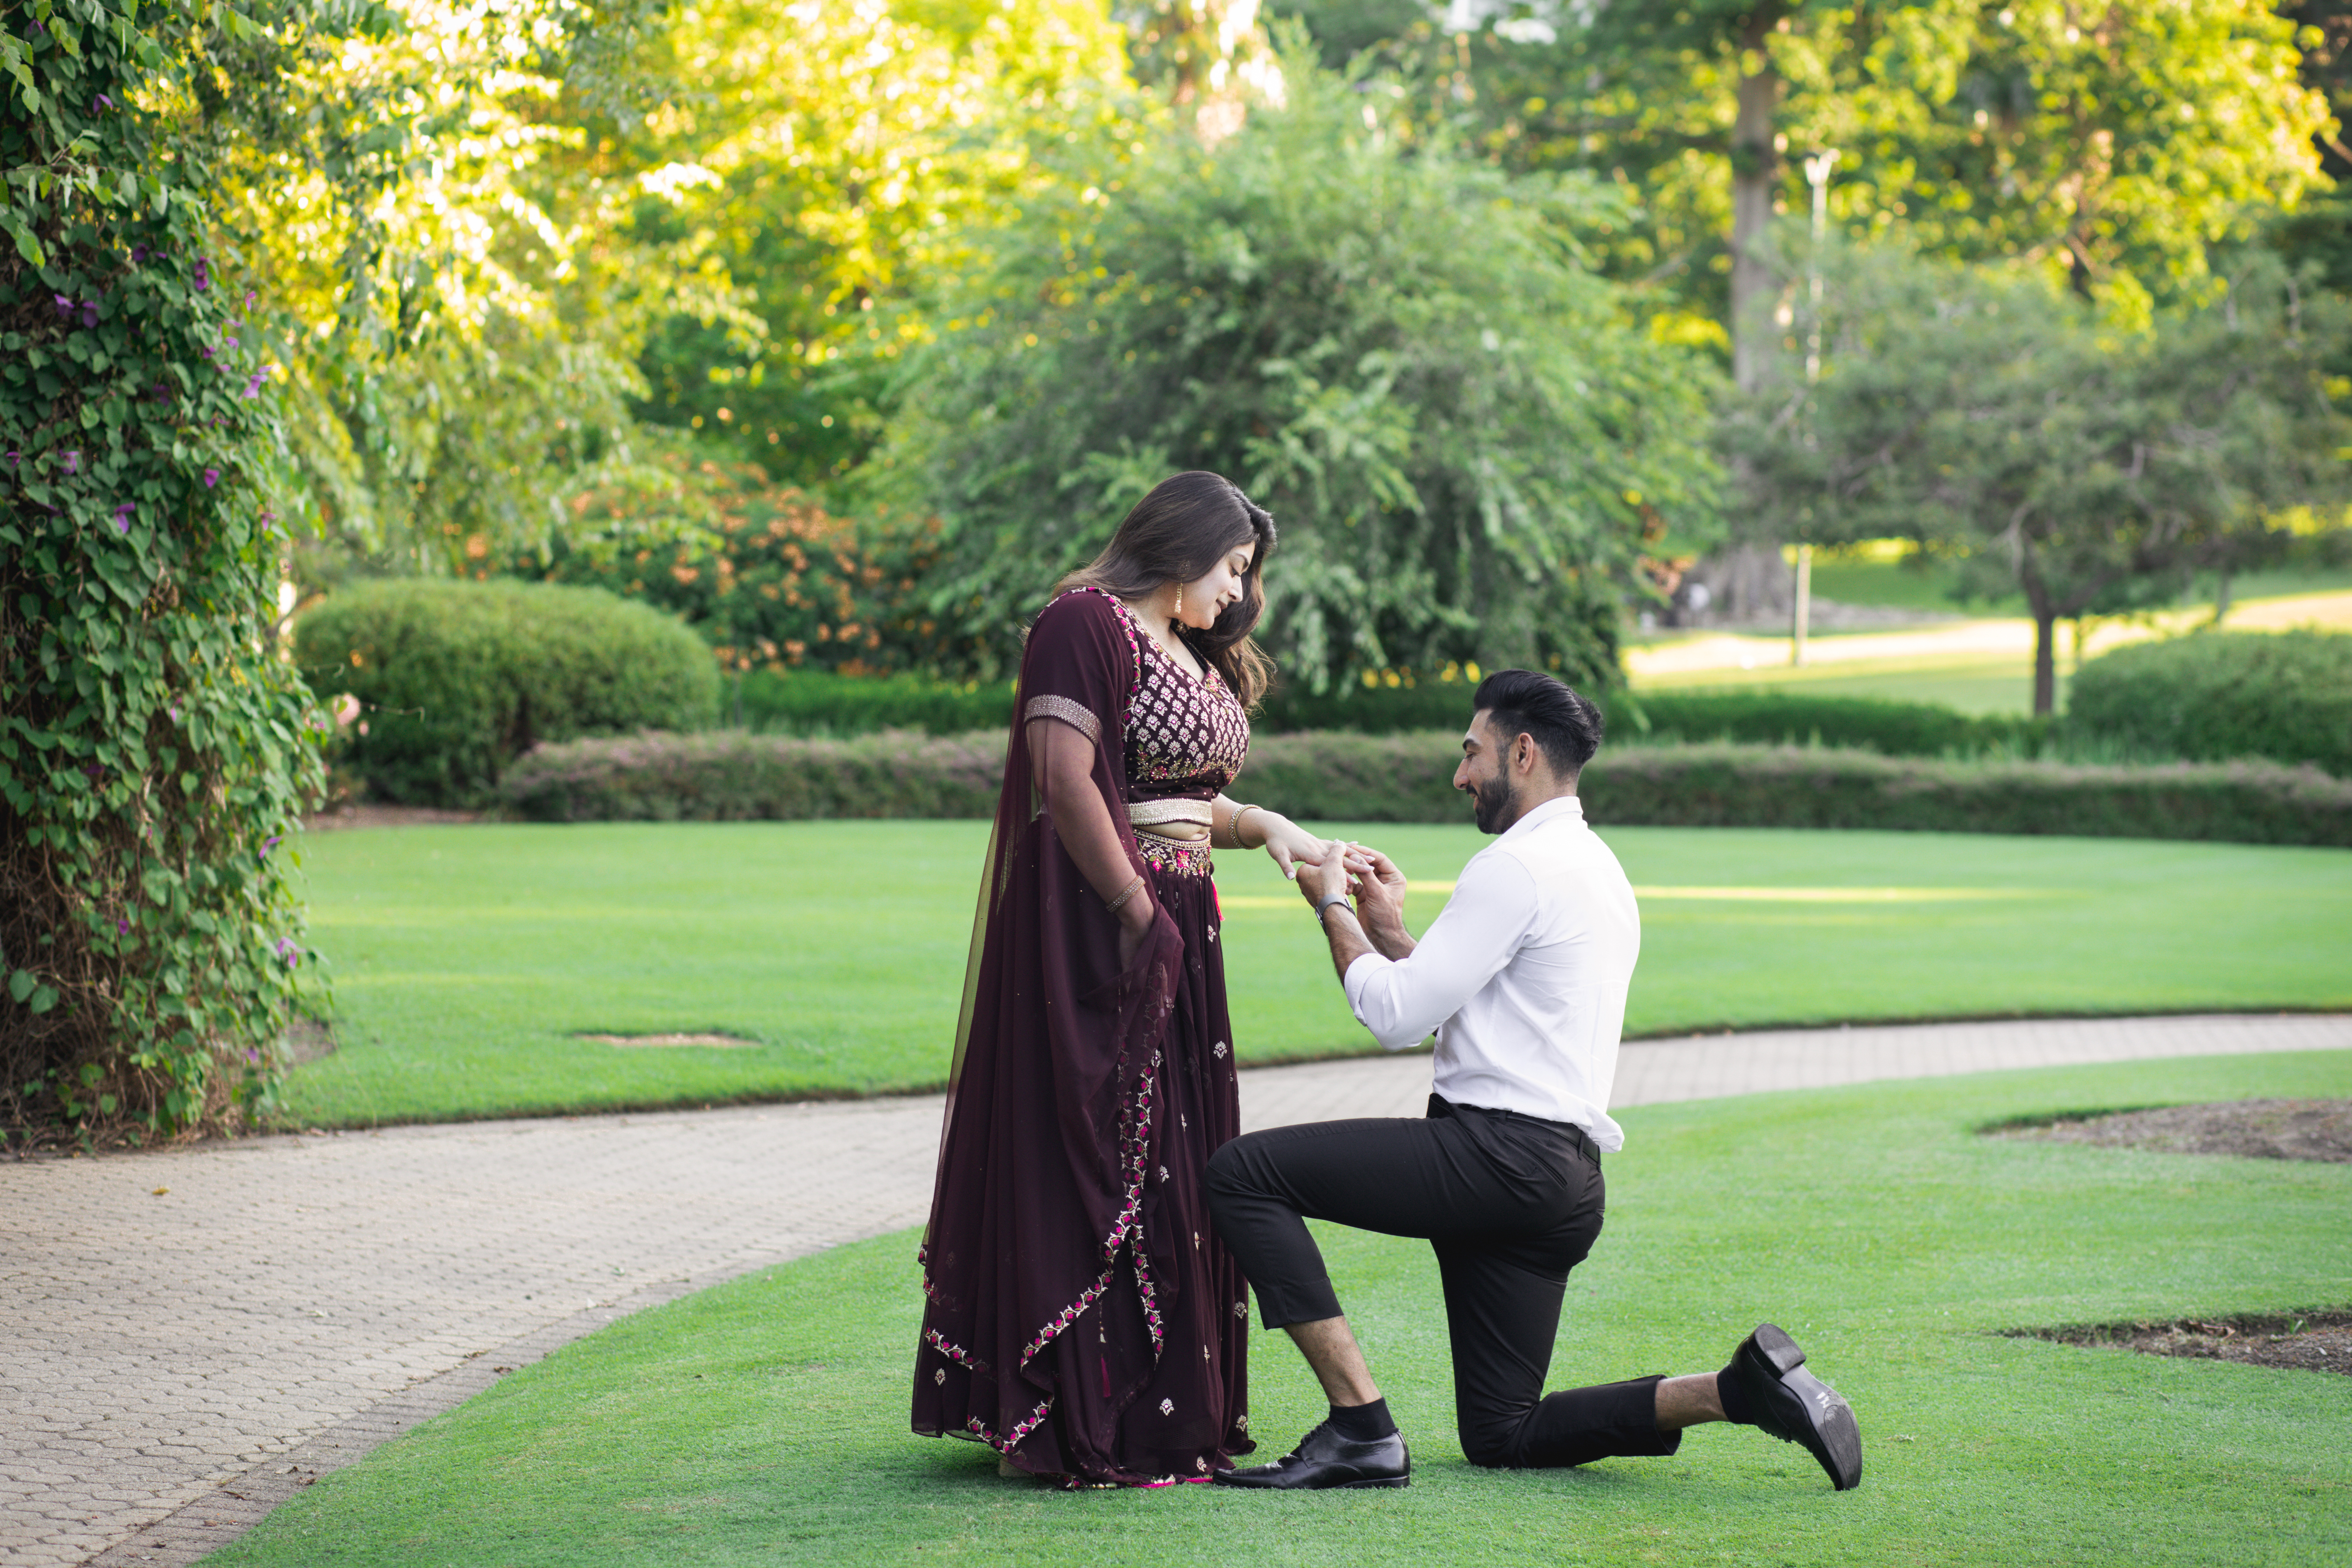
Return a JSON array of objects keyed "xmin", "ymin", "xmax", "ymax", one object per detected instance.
[
  {"xmin": 1344, "ymin": 846, "xmax": 1416, "ymax": 962},
  {"xmin": 1297, "ymin": 847, "xmax": 1351, "ymax": 912}
]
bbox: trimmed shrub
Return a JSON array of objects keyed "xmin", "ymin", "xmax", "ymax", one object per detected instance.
[
  {"xmin": 736, "ymin": 669, "xmax": 1015, "ymax": 737},
  {"xmin": 732, "ymin": 665, "xmax": 2052, "ymax": 761},
  {"xmin": 295, "ymin": 580, "xmax": 719, "ymax": 805},
  {"xmin": 495, "ymin": 730, "xmax": 2352, "ymax": 846},
  {"xmin": 2068, "ymin": 631, "xmax": 2352, "ymax": 777},
  {"xmin": 502, "ymin": 730, "xmax": 1003, "ymax": 821}
]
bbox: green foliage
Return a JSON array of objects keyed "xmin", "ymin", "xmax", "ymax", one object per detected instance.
[
  {"xmin": 245, "ymin": 0, "xmax": 687, "ymax": 584},
  {"xmin": 874, "ymin": 40, "xmax": 1723, "ymax": 693},
  {"xmin": 1306, "ymin": 2, "xmax": 2329, "ymax": 328},
  {"xmin": 622, "ymin": 0, "xmax": 1132, "ymax": 486},
  {"xmin": 294, "ymin": 579, "xmax": 718, "ymax": 806},
  {"xmin": 1727, "ymin": 245, "xmax": 2352, "ymax": 710},
  {"xmin": 490, "ymin": 726, "xmax": 2352, "ymax": 847},
  {"xmin": 1239, "ymin": 734, "xmax": 2352, "ymax": 844},
  {"xmin": 719, "ymin": 663, "xmax": 2049, "ymax": 759},
  {"xmin": 506, "ymin": 455, "xmax": 944, "ymax": 680},
  {"xmin": 2070, "ymin": 630, "xmax": 2352, "ymax": 777},
  {"xmin": 734, "ymin": 670, "xmax": 1013, "ymax": 738},
  {"xmin": 501, "ymin": 729, "xmax": 1002, "ymax": 822},
  {"xmin": 1, "ymin": 0, "xmax": 326, "ymax": 1139}
]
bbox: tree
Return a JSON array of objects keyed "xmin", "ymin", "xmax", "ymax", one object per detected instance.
[
  {"xmin": 1729, "ymin": 246, "xmax": 2352, "ymax": 712},
  {"xmin": 621, "ymin": 0, "xmax": 1134, "ymax": 488},
  {"xmin": 231, "ymin": 0, "xmax": 692, "ymax": 583},
  {"xmin": 872, "ymin": 40, "xmax": 1724, "ymax": 694},
  {"xmin": 1287, "ymin": 5, "xmax": 2329, "ymax": 359}
]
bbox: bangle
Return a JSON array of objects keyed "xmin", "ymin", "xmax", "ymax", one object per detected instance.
[
  {"xmin": 1313, "ymin": 894, "xmax": 1351, "ymax": 923},
  {"xmin": 1230, "ymin": 803, "xmax": 1260, "ymax": 849},
  {"xmin": 1106, "ymin": 874, "xmax": 1146, "ymax": 912}
]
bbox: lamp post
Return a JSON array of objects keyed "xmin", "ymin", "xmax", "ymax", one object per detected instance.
[{"xmin": 1792, "ymin": 148, "xmax": 1839, "ymax": 668}]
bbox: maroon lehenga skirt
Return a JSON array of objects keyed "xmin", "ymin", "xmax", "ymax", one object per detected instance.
[{"xmin": 912, "ymin": 833, "xmax": 1254, "ymax": 1485}]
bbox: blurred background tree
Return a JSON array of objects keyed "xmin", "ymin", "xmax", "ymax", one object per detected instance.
[
  {"xmin": 1728, "ymin": 246, "xmax": 2352, "ymax": 710},
  {"xmin": 621, "ymin": 0, "xmax": 1133, "ymax": 488},
  {"xmin": 866, "ymin": 36, "xmax": 1724, "ymax": 693}
]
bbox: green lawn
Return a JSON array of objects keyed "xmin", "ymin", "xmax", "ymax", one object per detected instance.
[
  {"xmin": 279, "ymin": 823, "xmax": 2352, "ymax": 1128},
  {"xmin": 208, "ymin": 1050, "xmax": 2352, "ymax": 1568}
]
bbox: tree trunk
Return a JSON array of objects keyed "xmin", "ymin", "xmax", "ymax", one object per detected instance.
[
  {"xmin": 1729, "ymin": 7, "xmax": 1786, "ymax": 392},
  {"xmin": 2032, "ymin": 611, "xmax": 2058, "ymax": 716}
]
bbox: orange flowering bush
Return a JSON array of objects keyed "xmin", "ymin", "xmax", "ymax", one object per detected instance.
[{"xmin": 514, "ymin": 457, "xmax": 952, "ymax": 677}]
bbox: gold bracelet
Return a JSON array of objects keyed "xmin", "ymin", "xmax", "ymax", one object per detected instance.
[
  {"xmin": 1230, "ymin": 803, "xmax": 1260, "ymax": 850},
  {"xmin": 1106, "ymin": 873, "xmax": 1146, "ymax": 911}
]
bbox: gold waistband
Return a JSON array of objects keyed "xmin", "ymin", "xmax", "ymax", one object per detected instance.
[
  {"xmin": 1128, "ymin": 799, "xmax": 1213, "ymax": 827},
  {"xmin": 1129, "ymin": 799, "xmax": 1212, "ymax": 844}
]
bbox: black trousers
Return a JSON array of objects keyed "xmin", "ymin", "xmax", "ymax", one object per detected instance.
[{"xmin": 1205, "ymin": 1094, "xmax": 1680, "ymax": 1469}]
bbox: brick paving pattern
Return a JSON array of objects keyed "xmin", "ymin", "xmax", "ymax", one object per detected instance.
[{"xmin": 4, "ymin": 1012, "xmax": 2345, "ymax": 1566}]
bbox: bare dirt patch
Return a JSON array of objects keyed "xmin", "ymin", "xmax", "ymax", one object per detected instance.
[
  {"xmin": 304, "ymin": 803, "xmax": 485, "ymax": 831},
  {"xmin": 284, "ymin": 1019, "xmax": 338, "ymax": 1066},
  {"xmin": 2014, "ymin": 1311, "xmax": 2352, "ymax": 1378},
  {"xmin": 1987, "ymin": 1099, "xmax": 2352, "ymax": 1162},
  {"xmin": 578, "ymin": 1033, "xmax": 762, "ymax": 1049}
]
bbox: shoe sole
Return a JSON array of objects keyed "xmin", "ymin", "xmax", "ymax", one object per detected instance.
[
  {"xmin": 1746, "ymin": 1323, "xmax": 1864, "ymax": 1492},
  {"xmin": 1210, "ymin": 1473, "xmax": 1410, "ymax": 1490}
]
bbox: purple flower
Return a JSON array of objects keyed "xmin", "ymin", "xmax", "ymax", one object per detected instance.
[
  {"xmin": 275, "ymin": 938, "xmax": 301, "ymax": 968},
  {"xmin": 113, "ymin": 503, "xmax": 134, "ymax": 534},
  {"xmin": 132, "ymin": 246, "xmax": 149, "ymax": 264},
  {"xmin": 79, "ymin": 299, "xmax": 98, "ymax": 329},
  {"xmin": 53, "ymin": 294, "xmax": 74, "ymax": 317},
  {"xmin": 243, "ymin": 366, "xmax": 274, "ymax": 399},
  {"xmin": 93, "ymin": 93, "xmax": 114, "ymax": 113},
  {"xmin": 169, "ymin": 704, "xmax": 181, "ymax": 723},
  {"xmin": 203, "ymin": 468, "xmax": 220, "ymax": 489},
  {"xmin": 224, "ymin": 336, "xmax": 239, "ymax": 349},
  {"xmin": 193, "ymin": 258, "xmax": 211, "ymax": 292},
  {"xmin": 245, "ymin": 290, "xmax": 256, "ymax": 309},
  {"xmin": 4, "ymin": 451, "xmax": 16, "ymax": 469},
  {"xmin": 63, "ymin": 450, "xmax": 80, "ymax": 473},
  {"xmin": 118, "ymin": 918, "xmax": 131, "ymax": 935}
]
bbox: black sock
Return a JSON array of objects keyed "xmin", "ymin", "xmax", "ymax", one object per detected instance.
[
  {"xmin": 1715, "ymin": 1368, "xmax": 1756, "ymax": 1427},
  {"xmin": 1326, "ymin": 1396, "xmax": 1395, "ymax": 1442}
]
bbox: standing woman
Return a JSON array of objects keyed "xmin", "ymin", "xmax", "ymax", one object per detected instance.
[{"xmin": 913, "ymin": 472, "xmax": 1329, "ymax": 1487}]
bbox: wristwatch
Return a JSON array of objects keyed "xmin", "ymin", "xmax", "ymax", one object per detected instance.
[{"xmin": 1313, "ymin": 894, "xmax": 1351, "ymax": 923}]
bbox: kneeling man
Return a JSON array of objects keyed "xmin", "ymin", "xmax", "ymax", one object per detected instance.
[{"xmin": 1206, "ymin": 669, "xmax": 1862, "ymax": 1492}]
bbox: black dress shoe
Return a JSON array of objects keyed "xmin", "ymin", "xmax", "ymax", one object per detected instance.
[
  {"xmin": 1731, "ymin": 1323, "xmax": 1863, "ymax": 1491},
  {"xmin": 1212, "ymin": 1421, "xmax": 1410, "ymax": 1489}
]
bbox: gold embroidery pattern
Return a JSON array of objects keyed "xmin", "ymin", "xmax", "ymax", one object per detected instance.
[{"xmin": 1023, "ymin": 694, "xmax": 1101, "ymax": 745}]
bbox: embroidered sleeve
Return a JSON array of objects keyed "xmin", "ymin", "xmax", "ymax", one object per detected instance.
[{"xmin": 1023, "ymin": 694, "xmax": 1101, "ymax": 744}]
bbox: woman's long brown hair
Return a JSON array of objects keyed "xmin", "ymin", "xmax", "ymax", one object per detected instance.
[{"xmin": 1054, "ymin": 471, "xmax": 1278, "ymax": 708}]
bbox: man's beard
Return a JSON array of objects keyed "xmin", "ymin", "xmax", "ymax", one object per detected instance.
[{"xmin": 1470, "ymin": 770, "xmax": 1516, "ymax": 834}]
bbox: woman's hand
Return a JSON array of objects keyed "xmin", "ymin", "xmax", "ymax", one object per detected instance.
[
  {"xmin": 1250, "ymin": 811, "xmax": 1334, "ymax": 881},
  {"xmin": 1116, "ymin": 887, "xmax": 1157, "ymax": 970}
]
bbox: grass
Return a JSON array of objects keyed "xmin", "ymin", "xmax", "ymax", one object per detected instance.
[
  {"xmin": 279, "ymin": 823, "xmax": 2352, "ymax": 1128},
  {"xmin": 206, "ymin": 1049, "xmax": 2352, "ymax": 1568}
]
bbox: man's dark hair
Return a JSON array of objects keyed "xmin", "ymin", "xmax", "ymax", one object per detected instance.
[{"xmin": 1472, "ymin": 668, "xmax": 1605, "ymax": 777}]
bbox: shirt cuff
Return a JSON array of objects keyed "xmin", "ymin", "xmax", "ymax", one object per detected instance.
[{"xmin": 1341, "ymin": 950, "xmax": 1396, "ymax": 1040}]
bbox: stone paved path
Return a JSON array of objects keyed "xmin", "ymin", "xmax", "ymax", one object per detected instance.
[{"xmin": 5, "ymin": 1012, "xmax": 2347, "ymax": 1567}]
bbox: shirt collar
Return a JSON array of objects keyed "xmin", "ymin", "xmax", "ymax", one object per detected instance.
[{"xmin": 1500, "ymin": 792, "xmax": 1584, "ymax": 844}]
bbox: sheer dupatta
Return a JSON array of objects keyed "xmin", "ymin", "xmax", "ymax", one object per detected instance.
[{"xmin": 915, "ymin": 589, "xmax": 1186, "ymax": 1469}]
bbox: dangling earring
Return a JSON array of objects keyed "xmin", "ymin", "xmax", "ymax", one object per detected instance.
[{"xmin": 1174, "ymin": 583, "xmax": 1182, "ymax": 623}]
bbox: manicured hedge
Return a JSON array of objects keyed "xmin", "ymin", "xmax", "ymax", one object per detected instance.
[
  {"xmin": 736, "ymin": 668, "xmax": 1015, "ymax": 736},
  {"xmin": 2068, "ymin": 630, "xmax": 2352, "ymax": 777},
  {"xmin": 503, "ymin": 729, "xmax": 1003, "ymax": 822},
  {"xmin": 295, "ymin": 579, "xmax": 720, "ymax": 806},
  {"xmin": 498, "ymin": 731, "xmax": 2352, "ymax": 846},
  {"xmin": 739, "ymin": 667, "xmax": 2047, "ymax": 759}
]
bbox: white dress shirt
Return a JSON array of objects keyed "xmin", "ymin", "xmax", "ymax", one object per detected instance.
[{"xmin": 1341, "ymin": 794, "xmax": 1641, "ymax": 1151}]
